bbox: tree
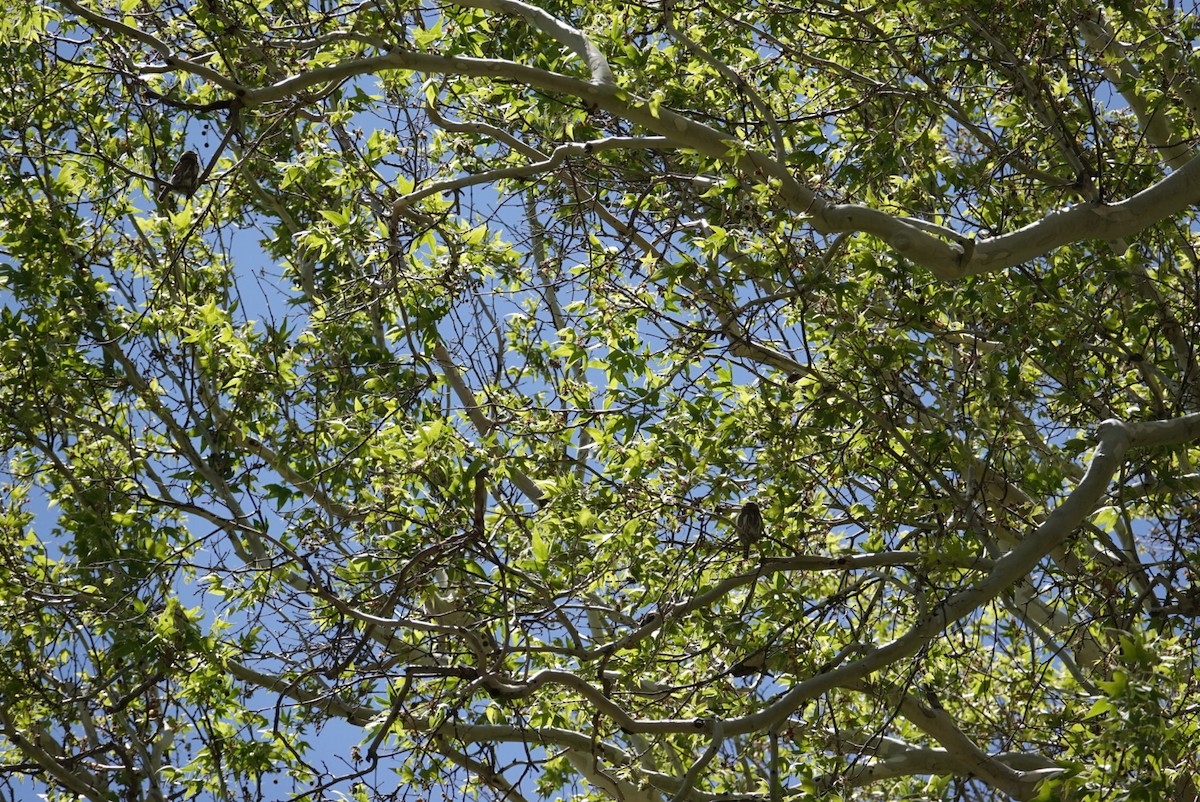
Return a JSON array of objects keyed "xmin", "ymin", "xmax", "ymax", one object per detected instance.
[{"xmin": 2, "ymin": 0, "xmax": 1200, "ymax": 799}]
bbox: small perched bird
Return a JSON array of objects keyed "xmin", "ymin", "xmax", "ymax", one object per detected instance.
[
  {"xmin": 735, "ymin": 501, "xmax": 764, "ymax": 558},
  {"xmin": 157, "ymin": 150, "xmax": 201, "ymax": 203},
  {"xmin": 472, "ymin": 467, "xmax": 489, "ymax": 540},
  {"xmin": 730, "ymin": 647, "xmax": 768, "ymax": 677}
]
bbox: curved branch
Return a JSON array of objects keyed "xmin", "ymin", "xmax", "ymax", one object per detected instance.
[
  {"xmin": 961, "ymin": 160, "xmax": 1200, "ymax": 276},
  {"xmin": 448, "ymin": 0, "xmax": 613, "ymax": 86},
  {"xmin": 890, "ymin": 689, "xmax": 1052, "ymax": 799},
  {"xmin": 736, "ymin": 415, "xmax": 1163, "ymax": 735},
  {"xmin": 1076, "ymin": 10, "xmax": 1191, "ymax": 170},
  {"xmin": 392, "ymin": 136, "xmax": 669, "ymax": 211},
  {"xmin": 0, "ymin": 710, "xmax": 107, "ymax": 802},
  {"xmin": 59, "ymin": 0, "xmax": 243, "ymax": 92}
]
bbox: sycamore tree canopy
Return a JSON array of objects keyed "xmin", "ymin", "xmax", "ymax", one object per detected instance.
[{"xmin": 4, "ymin": 0, "xmax": 1200, "ymax": 800}]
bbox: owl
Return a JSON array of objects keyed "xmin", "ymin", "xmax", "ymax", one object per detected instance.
[
  {"xmin": 158, "ymin": 150, "xmax": 201, "ymax": 203},
  {"xmin": 735, "ymin": 501, "xmax": 764, "ymax": 558}
]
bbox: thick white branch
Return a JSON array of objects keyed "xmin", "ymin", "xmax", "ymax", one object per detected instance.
[
  {"xmin": 1076, "ymin": 12, "xmax": 1192, "ymax": 170},
  {"xmin": 892, "ymin": 691, "xmax": 1047, "ymax": 798},
  {"xmin": 63, "ymin": 0, "xmax": 1200, "ymax": 283},
  {"xmin": 737, "ymin": 414, "xmax": 1200, "ymax": 735},
  {"xmin": 964, "ymin": 159, "xmax": 1200, "ymax": 275},
  {"xmin": 448, "ymin": 0, "xmax": 613, "ymax": 86}
]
